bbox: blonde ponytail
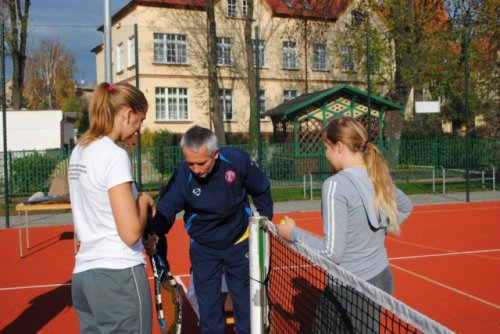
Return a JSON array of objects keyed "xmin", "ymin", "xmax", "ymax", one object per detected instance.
[{"xmin": 365, "ymin": 143, "xmax": 400, "ymax": 234}]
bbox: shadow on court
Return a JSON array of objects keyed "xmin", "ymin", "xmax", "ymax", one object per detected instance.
[{"xmin": 1, "ymin": 279, "xmax": 72, "ymax": 334}]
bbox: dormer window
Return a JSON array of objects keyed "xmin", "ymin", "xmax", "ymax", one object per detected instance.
[{"xmin": 228, "ymin": 0, "xmax": 249, "ymax": 18}]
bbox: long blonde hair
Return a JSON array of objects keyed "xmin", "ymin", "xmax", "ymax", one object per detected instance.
[
  {"xmin": 323, "ymin": 116, "xmax": 400, "ymax": 233},
  {"xmin": 78, "ymin": 82, "xmax": 148, "ymax": 146}
]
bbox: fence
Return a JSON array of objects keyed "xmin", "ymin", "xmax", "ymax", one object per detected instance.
[{"xmin": 1, "ymin": 137, "xmax": 498, "ymax": 195}]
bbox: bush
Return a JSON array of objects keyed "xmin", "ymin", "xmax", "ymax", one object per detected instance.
[
  {"xmin": 150, "ymin": 130, "xmax": 183, "ymax": 177},
  {"xmin": 141, "ymin": 128, "xmax": 155, "ymax": 147},
  {"xmin": 11, "ymin": 152, "xmax": 61, "ymax": 195}
]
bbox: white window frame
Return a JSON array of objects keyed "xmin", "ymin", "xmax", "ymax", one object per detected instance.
[
  {"xmin": 116, "ymin": 43, "xmax": 124, "ymax": 72},
  {"xmin": 341, "ymin": 46, "xmax": 356, "ymax": 72},
  {"xmin": 228, "ymin": 0, "xmax": 248, "ymax": 18},
  {"xmin": 220, "ymin": 89, "xmax": 233, "ymax": 121},
  {"xmin": 127, "ymin": 36, "xmax": 135, "ymax": 67},
  {"xmin": 259, "ymin": 90, "xmax": 266, "ymax": 116},
  {"xmin": 313, "ymin": 43, "xmax": 327, "ymax": 70},
  {"xmin": 252, "ymin": 39, "xmax": 265, "ymax": 67},
  {"xmin": 217, "ymin": 37, "xmax": 233, "ymax": 66},
  {"xmin": 155, "ymin": 87, "xmax": 189, "ymax": 121},
  {"xmin": 283, "ymin": 41, "xmax": 298, "ymax": 69},
  {"xmin": 284, "ymin": 89, "xmax": 297, "ymax": 102},
  {"xmin": 242, "ymin": 0, "xmax": 249, "ymax": 17},
  {"xmin": 154, "ymin": 33, "xmax": 188, "ymax": 64},
  {"xmin": 228, "ymin": 0, "xmax": 237, "ymax": 17}
]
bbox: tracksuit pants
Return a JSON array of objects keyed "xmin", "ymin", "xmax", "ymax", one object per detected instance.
[{"xmin": 190, "ymin": 238, "xmax": 250, "ymax": 334}]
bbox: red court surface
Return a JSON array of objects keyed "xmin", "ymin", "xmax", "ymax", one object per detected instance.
[{"xmin": 0, "ymin": 201, "xmax": 499, "ymax": 333}]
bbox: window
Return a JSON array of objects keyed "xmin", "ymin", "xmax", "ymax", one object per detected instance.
[
  {"xmin": 242, "ymin": 0, "xmax": 249, "ymax": 17},
  {"xmin": 228, "ymin": 0, "xmax": 237, "ymax": 17},
  {"xmin": 220, "ymin": 89, "xmax": 233, "ymax": 120},
  {"xmin": 341, "ymin": 46, "xmax": 356, "ymax": 72},
  {"xmin": 228, "ymin": 0, "xmax": 248, "ymax": 18},
  {"xmin": 351, "ymin": 9, "xmax": 365, "ymax": 27},
  {"xmin": 284, "ymin": 90, "xmax": 297, "ymax": 102},
  {"xmin": 154, "ymin": 33, "xmax": 188, "ymax": 64},
  {"xmin": 116, "ymin": 43, "xmax": 124, "ymax": 72},
  {"xmin": 259, "ymin": 90, "xmax": 266, "ymax": 115},
  {"xmin": 155, "ymin": 87, "xmax": 188, "ymax": 121},
  {"xmin": 127, "ymin": 36, "xmax": 135, "ymax": 67},
  {"xmin": 283, "ymin": 41, "xmax": 298, "ymax": 69},
  {"xmin": 252, "ymin": 39, "xmax": 265, "ymax": 67},
  {"xmin": 217, "ymin": 37, "xmax": 233, "ymax": 66},
  {"xmin": 313, "ymin": 43, "xmax": 327, "ymax": 70}
]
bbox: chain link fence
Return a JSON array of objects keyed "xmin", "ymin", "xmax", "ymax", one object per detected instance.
[{"xmin": 1, "ymin": 20, "xmax": 499, "ymax": 228}]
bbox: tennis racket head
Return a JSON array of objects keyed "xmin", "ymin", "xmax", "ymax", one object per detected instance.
[{"xmin": 150, "ymin": 253, "xmax": 182, "ymax": 334}]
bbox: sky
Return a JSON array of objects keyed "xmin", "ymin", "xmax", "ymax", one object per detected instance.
[{"xmin": 15, "ymin": 0, "xmax": 130, "ymax": 84}]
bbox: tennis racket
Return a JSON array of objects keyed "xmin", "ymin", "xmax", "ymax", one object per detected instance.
[{"xmin": 150, "ymin": 252, "xmax": 182, "ymax": 334}]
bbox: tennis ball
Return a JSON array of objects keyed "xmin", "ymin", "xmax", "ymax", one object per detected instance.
[{"xmin": 280, "ymin": 218, "xmax": 296, "ymax": 225}]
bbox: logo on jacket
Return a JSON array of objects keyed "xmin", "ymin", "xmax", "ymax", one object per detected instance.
[
  {"xmin": 193, "ymin": 188, "xmax": 201, "ymax": 196},
  {"xmin": 225, "ymin": 170, "xmax": 236, "ymax": 184}
]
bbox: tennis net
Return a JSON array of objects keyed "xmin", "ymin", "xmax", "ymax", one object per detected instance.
[{"xmin": 249, "ymin": 217, "xmax": 455, "ymax": 334}]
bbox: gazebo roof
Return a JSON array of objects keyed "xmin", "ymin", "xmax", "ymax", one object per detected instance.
[{"xmin": 264, "ymin": 84, "xmax": 403, "ymax": 121}]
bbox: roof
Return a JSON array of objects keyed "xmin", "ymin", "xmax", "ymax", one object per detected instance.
[
  {"xmin": 263, "ymin": 84, "xmax": 403, "ymax": 120},
  {"xmin": 266, "ymin": 0, "xmax": 350, "ymax": 20},
  {"xmin": 107, "ymin": 0, "xmax": 351, "ymax": 26}
]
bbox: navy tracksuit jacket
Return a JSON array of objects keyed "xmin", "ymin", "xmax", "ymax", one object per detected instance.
[{"xmin": 153, "ymin": 147, "xmax": 273, "ymax": 246}]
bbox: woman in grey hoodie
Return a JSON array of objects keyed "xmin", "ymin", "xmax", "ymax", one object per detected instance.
[
  {"xmin": 277, "ymin": 116, "xmax": 413, "ymax": 331},
  {"xmin": 278, "ymin": 116, "xmax": 412, "ymax": 290}
]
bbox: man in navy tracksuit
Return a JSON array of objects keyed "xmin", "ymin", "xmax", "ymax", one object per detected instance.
[{"xmin": 150, "ymin": 125, "xmax": 273, "ymax": 334}]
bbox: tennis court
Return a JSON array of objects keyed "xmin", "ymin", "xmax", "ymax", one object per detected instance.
[{"xmin": 0, "ymin": 200, "xmax": 499, "ymax": 333}]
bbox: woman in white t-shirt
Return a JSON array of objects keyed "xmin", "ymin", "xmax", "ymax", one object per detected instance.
[{"xmin": 69, "ymin": 82, "xmax": 154, "ymax": 333}]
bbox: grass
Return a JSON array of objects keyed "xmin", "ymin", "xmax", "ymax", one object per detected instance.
[{"xmin": 272, "ymin": 180, "xmax": 495, "ymax": 201}]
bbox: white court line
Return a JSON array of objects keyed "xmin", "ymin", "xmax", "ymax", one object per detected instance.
[
  {"xmin": 411, "ymin": 206, "xmax": 500, "ymax": 214},
  {"xmin": 0, "ymin": 283, "xmax": 71, "ymax": 291},
  {"xmin": 0, "ymin": 273, "xmax": 192, "ymax": 292},
  {"xmin": 390, "ymin": 248, "xmax": 500, "ymax": 261},
  {"xmin": 390, "ymin": 263, "xmax": 500, "ymax": 310}
]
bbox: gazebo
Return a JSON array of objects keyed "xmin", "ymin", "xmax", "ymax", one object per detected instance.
[
  {"xmin": 265, "ymin": 84, "xmax": 403, "ymax": 153},
  {"xmin": 263, "ymin": 84, "xmax": 404, "ymax": 174}
]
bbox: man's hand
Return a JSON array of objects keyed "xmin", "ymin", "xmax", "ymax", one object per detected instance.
[
  {"xmin": 142, "ymin": 233, "xmax": 159, "ymax": 256},
  {"xmin": 138, "ymin": 192, "xmax": 156, "ymax": 218}
]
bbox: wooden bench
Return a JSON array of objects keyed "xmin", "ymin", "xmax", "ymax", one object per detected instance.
[{"xmin": 16, "ymin": 202, "xmax": 73, "ymax": 257}]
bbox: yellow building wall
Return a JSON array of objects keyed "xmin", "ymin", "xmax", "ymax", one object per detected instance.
[{"xmin": 94, "ymin": 0, "xmax": 391, "ymax": 137}]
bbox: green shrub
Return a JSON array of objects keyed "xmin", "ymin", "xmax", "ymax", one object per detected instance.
[
  {"xmin": 141, "ymin": 128, "xmax": 155, "ymax": 147},
  {"xmin": 150, "ymin": 130, "xmax": 183, "ymax": 177},
  {"xmin": 11, "ymin": 152, "xmax": 61, "ymax": 195}
]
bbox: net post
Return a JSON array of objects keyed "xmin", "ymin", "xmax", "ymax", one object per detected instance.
[{"xmin": 249, "ymin": 216, "xmax": 267, "ymax": 334}]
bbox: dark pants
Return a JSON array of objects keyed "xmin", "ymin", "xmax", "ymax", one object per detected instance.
[{"xmin": 190, "ymin": 239, "xmax": 250, "ymax": 334}]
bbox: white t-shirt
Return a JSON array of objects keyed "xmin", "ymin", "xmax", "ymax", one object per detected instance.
[{"xmin": 69, "ymin": 136, "xmax": 145, "ymax": 273}]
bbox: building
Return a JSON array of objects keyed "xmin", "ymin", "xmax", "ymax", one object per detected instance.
[
  {"xmin": 0, "ymin": 110, "xmax": 76, "ymax": 152},
  {"xmin": 93, "ymin": 0, "xmax": 394, "ymax": 138}
]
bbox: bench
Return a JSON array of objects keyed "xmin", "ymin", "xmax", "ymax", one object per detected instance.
[{"xmin": 16, "ymin": 202, "xmax": 74, "ymax": 257}]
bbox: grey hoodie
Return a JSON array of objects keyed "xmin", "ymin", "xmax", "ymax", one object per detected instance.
[{"xmin": 290, "ymin": 166, "xmax": 413, "ymax": 281}]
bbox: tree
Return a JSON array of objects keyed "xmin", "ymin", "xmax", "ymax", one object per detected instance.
[
  {"xmin": 5, "ymin": 0, "xmax": 30, "ymax": 109},
  {"xmin": 206, "ymin": 0, "xmax": 226, "ymax": 145},
  {"xmin": 443, "ymin": 0, "xmax": 499, "ymax": 137},
  {"xmin": 244, "ymin": 0, "xmax": 259, "ymax": 144},
  {"xmin": 23, "ymin": 40, "xmax": 77, "ymax": 109}
]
